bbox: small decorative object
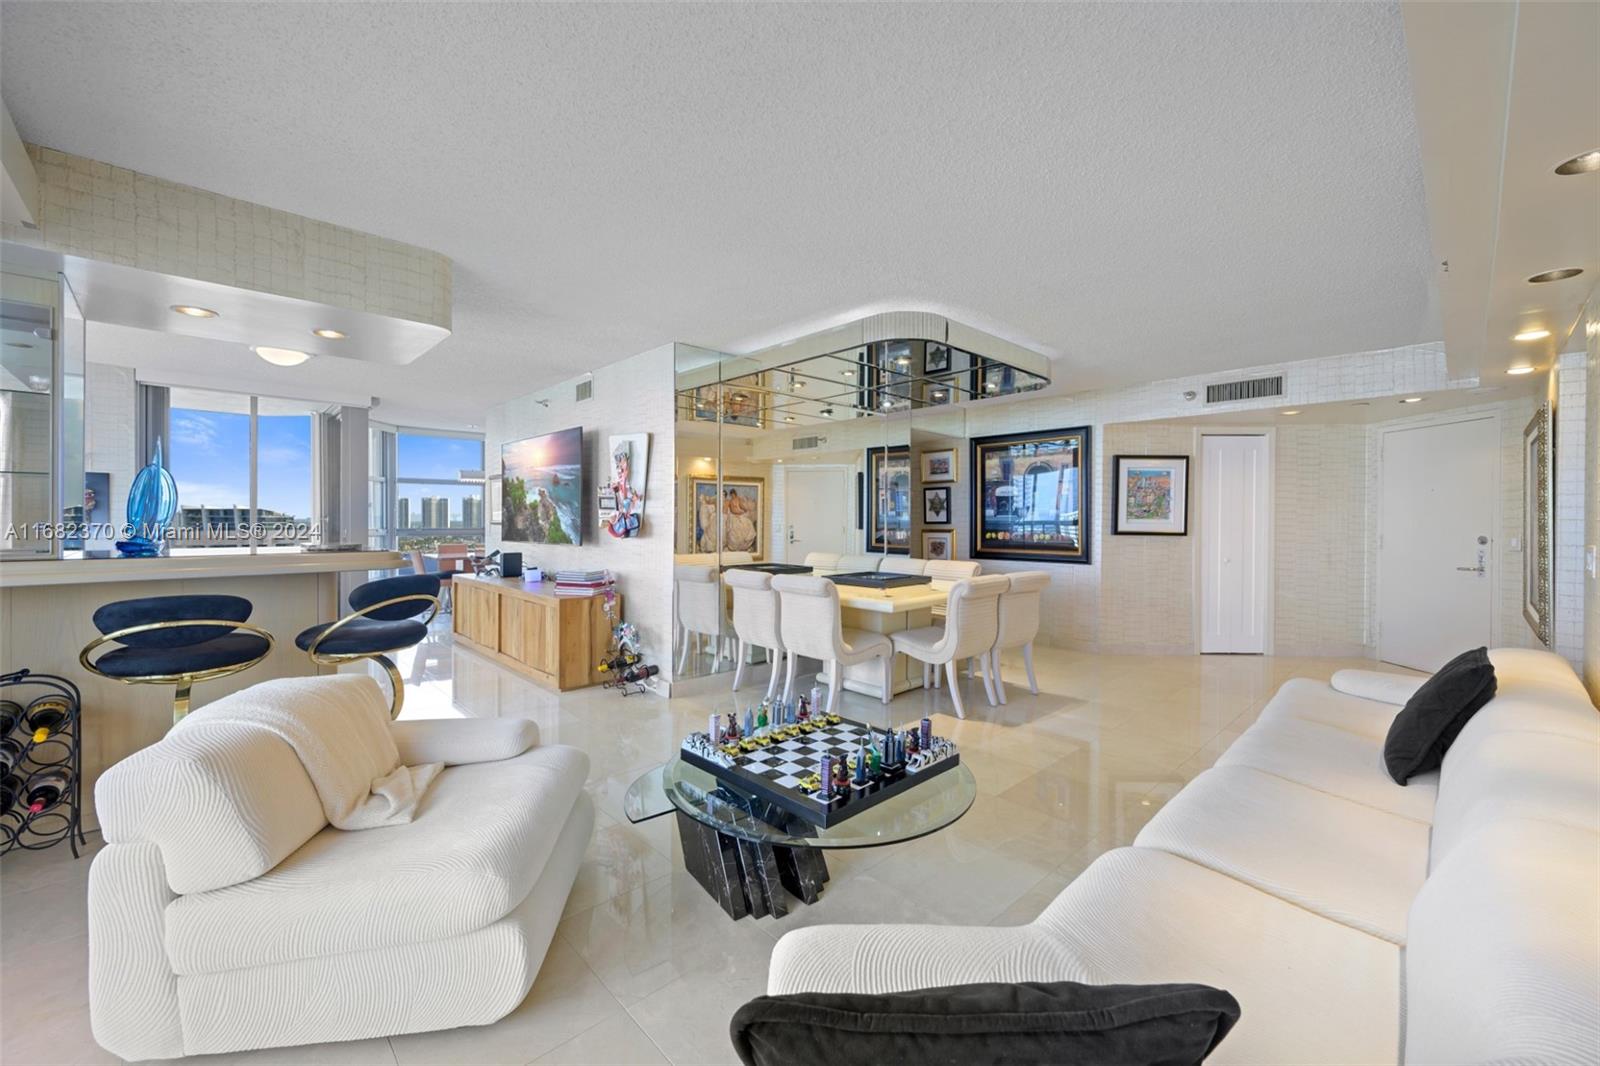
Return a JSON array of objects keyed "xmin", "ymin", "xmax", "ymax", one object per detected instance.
[
  {"xmin": 866, "ymin": 446, "xmax": 912, "ymax": 553},
  {"xmin": 922, "ymin": 530, "xmax": 954, "ymax": 561},
  {"xmin": 601, "ymin": 433, "xmax": 649, "ymax": 539},
  {"xmin": 922, "ymin": 486, "xmax": 952, "ymax": 525},
  {"xmin": 924, "ymin": 343, "xmax": 951, "ymax": 374},
  {"xmin": 1113, "ymin": 455, "xmax": 1190, "ymax": 536},
  {"xmin": 921, "ymin": 448, "xmax": 956, "ymax": 483},
  {"xmin": 690, "ymin": 475, "xmax": 765, "ymax": 558},
  {"xmin": 971, "ymin": 426, "xmax": 1091, "ymax": 564},
  {"xmin": 116, "ymin": 439, "xmax": 178, "ymax": 557},
  {"xmin": 1523, "ymin": 403, "xmax": 1553, "ymax": 646}
]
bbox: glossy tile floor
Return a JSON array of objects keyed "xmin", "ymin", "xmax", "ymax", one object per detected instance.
[{"xmin": 1, "ymin": 624, "xmax": 1404, "ymax": 1066}]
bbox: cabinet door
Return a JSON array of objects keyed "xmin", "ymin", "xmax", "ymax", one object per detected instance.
[
  {"xmin": 506, "ymin": 598, "xmax": 559, "ymax": 676},
  {"xmin": 462, "ymin": 583, "xmax": 500, "ymax": 647}
]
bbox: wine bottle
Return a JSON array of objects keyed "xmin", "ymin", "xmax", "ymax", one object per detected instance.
[
  {"xmin": 24, "ymin": 695, "xmax": 71, "ymax": 744},
  {"xmin": 0, "ymin": 737, "xmax": 23, "ymax": 774},
  {"xmin": 0, "ymin": 772, "xmax": 21, "ymax": 817},
  {"xmin": 0, "ymin": 699, "xmax": 22, "ymax": 737},
  {"xmin": 23, "ymin": 767, "xmax": 72, "ymax": 815}
]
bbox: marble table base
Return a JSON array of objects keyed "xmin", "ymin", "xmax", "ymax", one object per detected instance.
[{"xmin": 674, "ymin": 809, "xmax": 831, "ymax": 920}]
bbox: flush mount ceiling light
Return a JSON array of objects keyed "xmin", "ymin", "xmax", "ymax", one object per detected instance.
[
  {"xmin": 312, "ymin": 328, "xmax": 347, "ymax": 340},
  {"xmin": 1554, "ymin": 150, "xmax": 1600, "ymax": 176},
  {"xmin": 1514, "ymin": 328, "xmax": 1552, "ymax": 342},
  {"xmin": 252, "ymin": 345, "xmax": 312, "ymax": 367},
  {"xmin": 1527, "ymin": 268, "xmax": 1584, "ymax": 284},
  {"xmin": 1400, "ymin": 396, "xmax": 1424, "ymax": 404},
  {"xmin": 171, "ymin": 304, "xmax": 218, "ymax": 318},
  {"xmin": 1507, "ymin": 365, "xmax": 1538, "ymax": 375}
]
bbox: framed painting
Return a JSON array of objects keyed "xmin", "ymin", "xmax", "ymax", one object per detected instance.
[
  {"xmin": 922, "ymin": 485, "xmax": 952, "ymax": 525},
  {"xmin": 971, "ymin": 426, "xmax": 1092, "ymax": 564},
  {"xmin": 924, "ymin": 342, "xmax": 951, "ymax": 375},
  {"xmin": 1112, "ymin": 455, "xmax": 1189, "ymax": 535},
  {"xmin": 690, "ymin": 476, "xmax": 765, "ymax": 560},
  {"xmin": 921, "ymin": 447, "xmax": 957, "ymax": 483},
  {"xmin": 690, "ymin": 383, "xmax": 764, "ymax": 428},
  {"xmin": 922, "ymin": 529, "xmax": 954, "ymax": 561},
  {"xmin": 1523, "ymin": 403, "xmax": 1552, "ymax": 646},
  {"xmin": 866, "ymin": 445, "xmax": 912, "ymax": 553}
]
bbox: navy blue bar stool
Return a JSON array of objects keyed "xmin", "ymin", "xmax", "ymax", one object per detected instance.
[
  {"xmin": 294, "ymin": 573, "xmax": 440, "ymax": 718},
  {"xmin": 79, "ymin": 595, "xmax": 274, "ymax": 724}
]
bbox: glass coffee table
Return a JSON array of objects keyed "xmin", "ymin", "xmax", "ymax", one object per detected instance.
[{"xmin": 624, "ymin": 755, "xmax": 977, "ymax": 920}]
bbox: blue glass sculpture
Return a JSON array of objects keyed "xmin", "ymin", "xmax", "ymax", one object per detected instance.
[{"xmin": 116, "ymin": 438, "xmax": 178, "ymax": 557}]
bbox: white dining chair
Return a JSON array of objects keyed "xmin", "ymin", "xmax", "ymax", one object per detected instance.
[
  {"xmin": 675, "ymin": 564, "xmax": 731, "ymax": 675},
  {"xmin": 878, "ymin": 556, "xmax": 927, "ymax": 576},
  {"xmin": 725, "ymin": 568, "xmax": 787, "ymax": 701},
  {"xmin": 772, "ymin": 575, "xmax": 893, "ymax": 714},
  {"xmin": 802, "ymin": 551, "xmax": 842, "ymax": 574},
  {"xmin": 990, "ymin": 571, "xmax": 1049, "ymax": 703},
  {"xmin": 891, "ymin": 575, "xmax": 1007, "ymax": 718}
]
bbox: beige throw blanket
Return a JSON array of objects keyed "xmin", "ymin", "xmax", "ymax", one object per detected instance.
[{"xmin": 177, "ymin": 674, "xmax": 442, "ymax": 830}]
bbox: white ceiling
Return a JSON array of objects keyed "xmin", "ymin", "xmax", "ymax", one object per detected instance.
[{"xmin": 0, "ymin": 2, "xmax": 1442, "ymax": 426}]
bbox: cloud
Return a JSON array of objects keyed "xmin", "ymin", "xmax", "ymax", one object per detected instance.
[{"xmin": 170, "ymin": 413, "xmax": 219, "ymax": 449}]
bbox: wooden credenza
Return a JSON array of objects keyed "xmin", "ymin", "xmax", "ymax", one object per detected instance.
[{"xmin": 451, "ymin": 574, "xmax": 618, "ymax": 690}]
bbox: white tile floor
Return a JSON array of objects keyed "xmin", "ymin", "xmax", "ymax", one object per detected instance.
[{"xmin": 0, "ymin": 625, "xmax": 1403, "ymax": 1066}]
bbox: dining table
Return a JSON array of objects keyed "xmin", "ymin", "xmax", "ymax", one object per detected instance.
[{"xmin": 423, "ymin": 549, "xmax": 475, "ymax": 574}]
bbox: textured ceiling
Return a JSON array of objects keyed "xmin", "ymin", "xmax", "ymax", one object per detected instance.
[{"xmin": 0, "ymin": 2, "xmax": 1440, "ymax": 426}]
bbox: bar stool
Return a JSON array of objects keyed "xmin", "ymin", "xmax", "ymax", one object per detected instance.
[
  {"xmin": 891, "ymin": 576, "xmax": 1007, "ymax": 718},
  {"xmin": 771, "ymin": 574, "xmax": 892, "ymax": 714},
  {"xmin": 295, "ymin": 573, "xmax": 440, "ymax": 718},
  {"xmin": 724, "ymin": 568, "xmax": 786, "ymax": 701},
  {"xmin": 79, "ymin": 595, "xmax": 274, "ymax": 724}
]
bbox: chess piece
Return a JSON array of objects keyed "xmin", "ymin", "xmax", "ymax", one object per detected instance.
[
  {"xmin": 819, "ymin": 754, "xmax": 833, "ymax": 799},
  {"xmin": 757, "ymin": 705, "xmax": 768, "ymax": 731},
  {"xmin": 920, "ymin": 717, "xmax": 932, "ymax": 750}
]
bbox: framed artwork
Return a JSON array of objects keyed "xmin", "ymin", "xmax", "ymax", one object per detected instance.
[
  {"xmin": 503, "ymin": 427, "xmax": 583, "ymax": 545},
  {"xmin": 922, "ymin": 529, "xmax": 953, "ymax": 561},
  {"xmin": 923, "ymin": 377, "xmax": 957, "ymax": 406},
  {"xmin": 921, "ymin": 448, "xmax": 957, "ymax": 483},
  {"xmin": 690, "ymin": 476, "xmax": 765, "ymax": 559},
  {"xmin": 866, "ymin": 445, "xmax": 912, "ymax": 553},
  {"xmin": 488, "ymin": 475, "xmax": 503, "ymax": 525},
  {"xmin": 855, "ymin": 471, "xmax": 865, "ymax": 529},
  {"xmin": 1112, "ymin": 455, "xmax": 1189, "ymax": 536},
  {"xmin": 601, "ymin": 433, "xmax": 649, "ymax": 538},
  {"xmin": 922, "ymin": 485, "xmax": 952, "ymax": 525},
  {"xmin": 66, "ymin": 471, "xmax": 112, "ymax": 551},
  {"xmin": 690, "ymin": 383, "xmax": 764, "ymax": 428},
  {"xmin": 924, "ymin": 342, "xmax": 951, "ymax": 374},
  {"xmin": 1523, "ymin": 403, "xmax": 1553, "ymax": 646},
  {"xmin": 971, "ymin": 426, "xmax": 1092, "ymax": 564}
]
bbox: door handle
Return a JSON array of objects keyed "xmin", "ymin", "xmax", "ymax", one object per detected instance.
[{"xmin": 1456, "ymin": 566, "xmax": 1485, "ymax": 573}]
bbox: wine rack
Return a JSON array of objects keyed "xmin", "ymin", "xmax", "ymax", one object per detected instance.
[{"xmin": 1, "ymin": 669, "xmax": 87, "ymax": 858}]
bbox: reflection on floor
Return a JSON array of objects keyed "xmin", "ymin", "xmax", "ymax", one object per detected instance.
[{"xmin": 0, "ymin": 620, "xmax": 1404, "ymax": 1065}]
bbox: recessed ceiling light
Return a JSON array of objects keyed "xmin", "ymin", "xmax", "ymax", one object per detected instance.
[
  {"xmin": 252, "ymin": 345, "xmax": 312, "ymax": 367},
  {"xmin": 932, "ymin": 390, "xmax": 946, "ymax": 399},
  {"xmin": 1281, "ymin": 410, "xmax": 1301, "ymax": 416},
  {"xmin": 984, "ymin": 382, "xmax": 999, "ymax": 392},
  {"xmin": 4, "ymin": 341, "xmax": 33, "ymax": 349},
  {"xmin": 1400, "ymin": 396, "xmax": 1424, "ymax": 404},
  {"xmin": 1350, "ymin": 401, "xmax": 1371, "ymax": 407},
  {"xmin": 1513, "ymin": 328, "xmax": 1551, "ymax": 342},
  {"xmin": 881, "ymin": 399, "xmax": 894, "ymax": 408},
  {"xmin": 784, "ymin": 416, "xmax": 795, "ymax": 422},
  {"xmin": 171, "ymin": 304, "xmax": 218, "ymax": 318},
  {"xmin": 841, "ymin": 370, "xmax": 854, "ymax": 378},
  {"xmin": 1554, "ymin": 150, "xmax": 1600, "ymax": 176},
  {"xmin": 312, "ymin": 328, "xmax": 347, "ymax": 340},
  {"xmin": 895, "ymin": 357, "xmax": 910, "ymax": 366},
  {"xmin": 1507, "ymin": 365, "xmax": 1537, "ymax": 376},
  {"xmin": 1527, "ymin": 268, "xmax": 1583, "ymax": 284}
]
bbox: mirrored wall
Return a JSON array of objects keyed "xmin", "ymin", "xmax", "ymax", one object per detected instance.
[{"xmin": 670, "ymin": 316, "xmax": 1049, "ymax": 681}]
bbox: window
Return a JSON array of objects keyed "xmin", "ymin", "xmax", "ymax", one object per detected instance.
[{"xmin": 394, "ymin": 430, "xmax": 484, "ymax": 551}]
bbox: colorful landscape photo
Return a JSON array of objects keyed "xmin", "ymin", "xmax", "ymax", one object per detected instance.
[{"xmin": 503, "ymin": 427, "xmax": 583, "ymax": 545}]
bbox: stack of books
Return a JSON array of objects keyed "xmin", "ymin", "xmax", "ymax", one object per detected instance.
[{"xmin": 553, "ymin": 569, "xmax": 611, "ymax": 596}]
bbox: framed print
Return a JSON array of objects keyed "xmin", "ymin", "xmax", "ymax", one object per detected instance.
[
  {"xmin": 922, "ymin": 486, "xmax": 952, "ymax": 525},
  {"xmin": 1523, "ymin": 403, "xmax": 1552, "ymax": 646},
  {"xmin": 866, "ymin": 445, "xmax": 912, "ymax": 553},
  {"xmin": 971, "ymin": 426, "xmax": 1092, "ymax": 564},
  {"xmin": 488, "ymin": 475, "xmax": 503, "ymax": 524},
  {"xmin": 855, "ymin": 471, "xmax": 865, "ymax": 529},
  {"xmin": 924, "ymin": 342, "xmax": 951, "ymax": 374},
  {"xmin": 1113, "ymin": 455, "xmax": 1189, "ymax": 535},
  {"xmin": 690, "ymin": 383, "xmax": 764, "ymax": 428},
  {"xmin": 922, "ymin": 529, "xmax": 954, "ymax": 561},
  {"xmin": 921, "ymin": 447, "xmax": 957, "ymax": 483},
  {"xmin": 690, "ymin": 476, "xmax": 765, "ymax": 560}
]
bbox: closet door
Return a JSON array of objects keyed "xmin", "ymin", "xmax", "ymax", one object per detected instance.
[{"xmin": 1200, "ymin": 434, "xmax": 1270, "ymax": 653}]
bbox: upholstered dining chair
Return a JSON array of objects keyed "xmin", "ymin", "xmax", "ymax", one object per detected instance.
[
  {"xmin": 294, "ymin": 573, "xmax": 440, "ymax": 717},
  {"xmin": 724, "ymin": 568, "xmax": 787, "ymax": 701},
  {"xmin": 410, "ymin": 549, "xmax": 455, "ymax": 612},
  {"xmin": 771, "ymin": 574, "xmax": 892, "ymax": 715},
  {"xmin": 991, "ymin": 571, "xmax": 1049, "ymax": 703},
  {"xmin": 675, "ymin": 564, "xmax": 731, "ymax": 676},
  {"xmin": 79, "ymin": 595, "xmax": 274, "ymax": 724},
  {"xmin": 891, "ymin": 575, "xmax": 1008, "ymax": 718}
]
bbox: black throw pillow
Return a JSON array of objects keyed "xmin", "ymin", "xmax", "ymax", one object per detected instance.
[
  {"xmin": 1383, "ymin": 646, "xmax": 1497, "ymax": 784},
  {"xmin": 730, "ymin": 981, "xmax": 1241, "ymax": 1066}
]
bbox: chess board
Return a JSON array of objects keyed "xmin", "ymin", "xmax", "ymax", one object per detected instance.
[{"xmin": 679, "ymin": 716, "xmax": 960, "ymax": 829}]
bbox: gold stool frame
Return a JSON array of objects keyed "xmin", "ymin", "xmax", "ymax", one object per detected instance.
[
  {"xmin": 80, "ymin": 620, "xmax": 276, "ymax": 724},
  {"xmin": 303, "ymin": 593, "xmax": 440, "ymax": 718}
]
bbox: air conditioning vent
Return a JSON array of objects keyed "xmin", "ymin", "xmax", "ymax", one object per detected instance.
[
  {"xmin": 575, "ymin": 380, "xmax": 593, "ymax": 402},
  {"xmin": 1205, "ymin": 375, "xmax": 1284, "ymax": 404},
  {"xmin": 792, "ymin": 435, "xmax": 823, "ymax": 451}
]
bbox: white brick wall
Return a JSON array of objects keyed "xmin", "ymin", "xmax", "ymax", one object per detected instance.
[
  {"xmin": 84, "ymin": 362, "xmax": 137, "ymax": 534},
  {"xmin": 1555, "ymin": 353, "xmax": 1588, "ymax": 668},
  {"xmin": 485, "ymin": 345, "xmax": 677, "ymax": 681}
]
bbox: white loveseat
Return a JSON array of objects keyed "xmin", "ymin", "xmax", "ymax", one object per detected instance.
[
  {"xmin": 87, "ymin": 677, "xmax": 594, "ymax": 1060},
  {"xmin": 768, "ymin": 648, "xmax": 1599, "ymax": 1064}
]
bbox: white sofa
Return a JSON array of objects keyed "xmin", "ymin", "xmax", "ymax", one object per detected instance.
[
  {"xmin": 768, "ymin": 648, "xmax": 1600, "ymax": 1064},
  {"xmin": 87, "ymin": 677, "xmax": 594, "ymax": 1060}
]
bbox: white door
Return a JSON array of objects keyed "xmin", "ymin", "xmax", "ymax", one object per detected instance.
[
  {"xmin": 1200, "ymin": 435, "xmax": 1270, "ymax": 653},
  {"xmin": 1379, "ymin": 417, "xmax": 1496, "ymax": 671},
  {"xmin": 785, "ymin": 467, "xmax": 851, "ymax": 562}
]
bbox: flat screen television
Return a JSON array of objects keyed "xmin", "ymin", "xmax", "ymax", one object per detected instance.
[{"xmin": 502, "ymin": 426, "xmax": 583, "ymax": 545}]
